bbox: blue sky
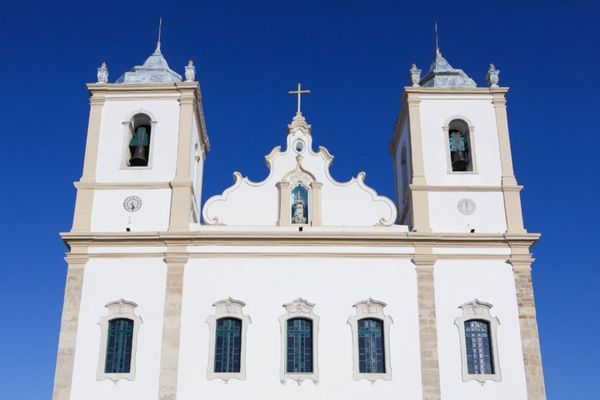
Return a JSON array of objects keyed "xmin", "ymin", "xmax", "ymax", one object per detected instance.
[{"xmin": 0, "ymin": 1, "xmax": 597, "ymax": 398}]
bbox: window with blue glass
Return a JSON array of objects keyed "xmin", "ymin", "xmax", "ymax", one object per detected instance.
[
  {"xmin": 105, "ymin": 318, "xmax": 134, "ymax": 373},
  {"xmin": 214, "ymin": 317, "xmax": 242, "ymax": 373},
  {"xmin": 358, "ymin": 318, "xmax": 385, "ymax": 373},
  {"xmin": 286, "ymin": 318, "xmax": 313, "ymax": 373},
  {"xmin": 464, "ymin": 319, "xmax": 494, "ymax": 374}
]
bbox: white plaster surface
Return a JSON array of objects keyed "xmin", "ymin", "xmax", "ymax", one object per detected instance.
[
  {"xmin": 70, "ymin": 258, "xmax": 167, "ymax": 400},
  {"xmin": 435, "ymin": 260, "xmax": 527, "ymax": 400},
  {"xmin": 428, "ymin": 191, "xmax": 507, "ymax": 233},
  {"xmin": 95, "ymin": 97, "xmax": 181, "ymax": 183},
  {"xmin": 91, "ymin": 189, "xmax": 171, "ymax": 232},
  {"xmin": 177, "ymin": 257, "xmax": 422, "ymax": 400},
  {"xmin": 418, "ymin": 95, "xmax": 502, "ymax": 187}
]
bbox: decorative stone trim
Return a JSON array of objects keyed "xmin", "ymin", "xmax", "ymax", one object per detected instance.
[
  {"xmin": 511, "ymin": 261, "xmax": 547, "ymax": 399},
  {"xmin": 96, "ymin": 299, "xmax": 143, "ymax": 382},
  {"xmin": 52, "ymin": 255, "xmax": 87, "ymax": 400},
  {"xmin": 206, "ymin": 298, "xmax": 252, "ymax": 382},
  {"xmin": 454, "ymin": 299, "xmax": 501, "ymax": 383},
  {"xmin": 279, "ymin": 298, "xmax": 320, "ymax": 385},
  {"xmin": 347, "ymin": 298, "xmax": 393, "ymax": 382},
  {"xmin": 158, "ymin": 252, "xmax": 188, "ymax": 400}
]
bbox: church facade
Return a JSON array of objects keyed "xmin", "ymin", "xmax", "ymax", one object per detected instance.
[{"xmin": 52, "ymin": 40, "xmax": 546, "ymax": 400}]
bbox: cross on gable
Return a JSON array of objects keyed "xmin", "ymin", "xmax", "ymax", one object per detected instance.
[{"xmin": 288, "ymin": 82, "xmax": 311, "ymax": 115}]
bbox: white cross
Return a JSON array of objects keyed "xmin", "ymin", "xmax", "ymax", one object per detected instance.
[{"xmin": 288, "ymin": 82, "xmax": 311, "ymax": 115}]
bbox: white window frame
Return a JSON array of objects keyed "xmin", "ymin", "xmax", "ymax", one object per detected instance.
[
  {"xmin": 206, "ymin": 298, "xmax": 251, "ymax": 382},
  {"xmin": 454, "ymin": 299, "xmax": 501, "ymax": 383},
  {"xmin": 347, "ymin": 298, "xmax": 393, "ymax": 382},
  {"xmin": 279, "ymin": 298, "xmax": 320, "ymax": 385},
  {"xmin": 96, "ymin": 299, "xmax": 143, "ymax": 382}
]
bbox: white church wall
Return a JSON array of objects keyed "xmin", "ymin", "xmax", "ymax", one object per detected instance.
[
  {"xmin": 95, "ymin": 98, "xmax": 180, "ymax": 183},
  {"xmin": 70, "ymin": 258, "xmax": 167, "ymax": 400},
  {"xmin": 428, "ymin": 191, "xmax": 507, "ymax": 233},
  {"xmin": 418, "ymin": 95, "xmax": 502, "ymax": 186},
  {"xmin": 177, "ymin": 256, "xmax": 422, "ymax": 400},
  {"xmin": 434, "ymin": 260, "xmax": 527, "ymax": 400},
  {"xmin": 91, "ymin": 189, "xmax": 171, "ymax": 231}
]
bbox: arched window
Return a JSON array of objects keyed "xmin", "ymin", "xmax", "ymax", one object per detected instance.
[
  {"xmin": 464, "ymin": 319, "xmax": 494, "ymax": 375},
  {"xmin": 206, "ymin": 298, "xmax": 251, "ymax": 382},
  {"xmin": 358, "ymin": 318, "xmax": 385, "ymax": 373},
  {"xmin": 448, "ymin": 120, "xmax": 472, "ymax": 172},
  {"xmin": 214, "ymin": 317, "xmax": 242, "ymax": 373},
  {"xmin": 105, "ymin": 318, "xmax": 134, "ymax": 373},
  {"xmin": 128, "ymin": 114, "xmax": 152, "ymax": 167},
  {"xmin": 400, "ymin": 145, "xmax": 408, "ymax": 192},
  {"xmin": 286, "ymin": 318, "xmax": 313, "ymax": 373},
  {"xmin": 454, "ymin": 300, "xmax": 501, "ymax": 383},
  {"xmin": 291, "ymin": 183, "xmax": 309, "ymax": 224},
  {"xmin": 279, "ymin": 298, "xmax": 319, "ymax": 384},
  {"xmin": 348, "ymin": 299, "xmax": 393, "ymax": 381},
  {"xmin": 97, "ymin": 299, "xmax": 142, "ymax": 382}
]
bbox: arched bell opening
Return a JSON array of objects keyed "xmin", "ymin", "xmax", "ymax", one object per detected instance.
[
  {"xmin": 448, "ymin": 119, "xmax": 472, "ymax": 172},
  {"xmin": 128, "ymin": 114, "xmax": 152, "ymax": 167}
]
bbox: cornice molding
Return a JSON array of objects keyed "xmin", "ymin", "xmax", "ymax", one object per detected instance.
[{"xmin": 404, "ymin": 86, "xmax": 509, "ymax": 95}]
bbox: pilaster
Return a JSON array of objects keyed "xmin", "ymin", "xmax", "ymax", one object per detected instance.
[
  {"xmin": 72, "ymin": 93, "xmax": 105, "ymax": 232},
  {"xmin": 158, "ymin": 248, "xmax": 189, "ymax": 400},
  {"xmin": 509, "ymin": 252, "xmax": 546, "ymax": 400},
  {"xmin": 413, "ymin": 246, "xmax": 441, "ymax": 400},
  {"xmin": 52, "ymin": 251, "xmax": 88, "ymax": 400},
  {"xmin": 492, "ymin": 92, "xmax": 526, "ymax": 234},
  {"xmin": 406, "ymin": 93, "xmax": 431, "ymax": 233},
  {"xmin": 169, "ymin": 91, "xmax": 196, "ymax": 231},
  {"xmin": 276, "ymin": 182, "xmax": 291, "ymax": 226},
  {"xmin": 310, "ymin": 181, "xmax": 323, "ymax": 226}
]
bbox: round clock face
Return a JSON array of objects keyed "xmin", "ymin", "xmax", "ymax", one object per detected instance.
[
  {"xmin": 123, "ymin": 196, "xmax": 142, "ymax": 212},
  {"xmin": 457, "ymin": 198, "xmax": 476, "ymax": 215}
]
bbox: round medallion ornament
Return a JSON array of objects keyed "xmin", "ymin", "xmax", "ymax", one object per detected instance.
[
  {"xmin": 123, "ymin": 196, "xmax": 142, "ymax": 212},
  {"xmin": 457, "ymin": 198, "xmax": 476, "ymax": 215},
  {"xmin": 294, "ymin": 140, "xmax": 305, "ymax": 153}
]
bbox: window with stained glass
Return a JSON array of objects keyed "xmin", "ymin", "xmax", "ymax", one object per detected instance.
[
  {"xmin": 105, "ymin": 318, "xmax": 134, "ymax": 374},
  {"xmin": 286, "ymin": 318, "xmax": 313, "ymax": 373},
  {"xmin": 358, "ymin": 318, "xmax": 385, "ymax": 373},
  {"xmin": 464, "ymin": 319, "xmax": 494, "ymax": 375},
  {"xmin": 214, "ymin": 317, "xmax": 242, "ymax": 373}
]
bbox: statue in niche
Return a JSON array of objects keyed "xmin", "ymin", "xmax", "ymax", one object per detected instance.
[{"xmin": 291, "ymin": 184, "xmax": 309, "ymax": 224}]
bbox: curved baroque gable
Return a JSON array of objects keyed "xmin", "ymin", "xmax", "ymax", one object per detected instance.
[{"xmin": 202, "ymin": 117, "xmax": 397, "ymax": 227}]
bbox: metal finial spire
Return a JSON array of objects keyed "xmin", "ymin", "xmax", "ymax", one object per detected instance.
[
  {"xmin": 435, "ymin": 22, "xmax": 440, "ymax": 55},
  {"xmin": 156, "ymin": 17, "xmax": 163, "ymax": 52}
]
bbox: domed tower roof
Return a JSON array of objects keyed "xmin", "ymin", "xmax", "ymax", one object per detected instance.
[
  {"xmin": 419, "ymin": 49, "xmax": 476, "ymax": 88},
  {"xmin": 116, "ymin": 42, "xmax": 182, "ymax": 84}
]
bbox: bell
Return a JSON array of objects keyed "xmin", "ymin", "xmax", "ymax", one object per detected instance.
[
  {"xmin": 129, "ymin": 141, "xmax": 148, "ymax": 166},
  {"xmin": 451, "ymin": 150, "xmax": 469, "ymax": 171},
  {"xmin": 129, "ymin": 126, "xmax": 149, "ymax": 166}
]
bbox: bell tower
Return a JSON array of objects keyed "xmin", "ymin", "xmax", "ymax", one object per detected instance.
[
  {"xmin": 391, "ymin": 49, "xmax": 525, "ymax": 234},
  {"xmin": 71, "ymin": 42, "xmax": 209, "ymax": 233}
]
